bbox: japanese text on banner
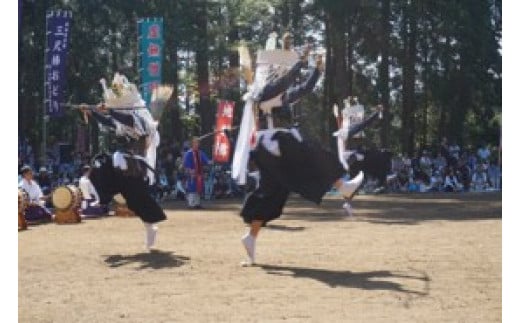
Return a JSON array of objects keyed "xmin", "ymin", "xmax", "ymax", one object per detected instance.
[
  {"xmin": 138, "ymin": 18, "xmax": 164, "ymax": 106},
  {"xmin": 44, "ymin": 10, "xmax": 72, "ymax": 117},
  {"xmin": 213, "ymin": 100, "xmax": 235, "ymax": 163}
]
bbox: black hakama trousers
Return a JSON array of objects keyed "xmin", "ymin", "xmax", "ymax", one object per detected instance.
[
  {"xmin": 116, "ymin": 174, "xmax": 167, "ymax": 224},
  {"xmin": 241, "ymin": 131, "xmax": 345, "ymax": 224}
]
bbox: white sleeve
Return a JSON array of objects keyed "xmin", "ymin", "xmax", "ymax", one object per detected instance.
[
  {"xmin": 113, "ymin": 152, "xmax": 128, "ymax": 170},
  {"xmin": 35, "ymin": 183, "xmax": 43, "ymax": 200}
]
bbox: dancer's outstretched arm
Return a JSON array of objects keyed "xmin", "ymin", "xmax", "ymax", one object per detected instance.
[
  {"xmin": 256, "ymin": 61, "xmax": 303, "ymax": 102},
  {"xmin": 282, "ymin": 67, "xmax": 320, "ymax": 105},
  {"xmin": 108, "ymin": 110, "xmax": 136, "ymax": 128},
  {"xmin": 348, "ymin": 107, "xmax": 382, "ymax": 137},
  {"xmin": 90, "ymin": 109, "xmax": 117, "ymax": 129}
]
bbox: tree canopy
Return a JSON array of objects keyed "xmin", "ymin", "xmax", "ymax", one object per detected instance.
[{"xmin": 19, "ymin": 0, "xmax": 502, "ymax": 160}]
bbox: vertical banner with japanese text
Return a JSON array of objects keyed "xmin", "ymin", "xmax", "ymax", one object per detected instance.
[
  {"xmin": 138, "ymin": 18, "xmax": 163, "ymax": 106},
  {"xmin": 213, "ymin": 100, "xmax": 235, "ymax": 163},
  {"xmin": 45, "ymin": 10, "xmax": 72, "ymax": 117}
]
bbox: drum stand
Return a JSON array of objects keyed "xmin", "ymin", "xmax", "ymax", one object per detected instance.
[
  {"xmin": 54, "ymin": 208, "xmax": 82, "ymax": 224},
  {"xmin": 114, "ymin": 204, "xmax": 136, "ymax": 217},
  {"xmin": 18, "ymin": 211, "xmax": 27, "ymax": 231}
]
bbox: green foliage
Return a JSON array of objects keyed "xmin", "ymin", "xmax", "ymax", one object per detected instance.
[{"xmin": 19, "ymin": 0, "xmax": 502, "ymax": 160}]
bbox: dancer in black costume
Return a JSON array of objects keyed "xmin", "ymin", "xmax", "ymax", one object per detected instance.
[
  {"xmin": 80, "ymin": 74, "xmax": 165, "ymax": 250},
  {"xmin": 236, "ymin": 34, "xmax": 366, "ymax": 265}
]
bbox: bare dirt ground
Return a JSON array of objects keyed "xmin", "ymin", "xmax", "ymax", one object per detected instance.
[{"xmin": 19, "ymin": 192, "xmax": 501, "ymax": 323}]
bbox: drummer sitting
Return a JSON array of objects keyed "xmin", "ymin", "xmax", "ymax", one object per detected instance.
[
  {"xmin": 79, "ymin": 165, "xmax": 108, "ymax": 218},
  {"xmin": 18, "ymin": 165, "xmax": 52, "ymax": 222}
]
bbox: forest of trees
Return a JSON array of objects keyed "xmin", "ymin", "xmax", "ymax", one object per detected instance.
[{"xmin": 19, "ymin": 0, "xmax": 502, "ymax": 160}]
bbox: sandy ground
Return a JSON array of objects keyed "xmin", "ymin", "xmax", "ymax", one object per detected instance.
[{"xmin": 19, "ymin": 192, "xmax": 501, "ymax": 323}]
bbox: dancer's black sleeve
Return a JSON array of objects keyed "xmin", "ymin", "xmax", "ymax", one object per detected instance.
[
  {"xmin": 108, "ymin": 110, "xmax": 135, "ymax": 127},
  {"xmin": 348, "ymin": 111, "xmax": 381, "ymax": 137},
  {"xmin": 256, "ymin": 61, "xmax": 303, "ymax": 102},
  {"xmin": 91, "ymin": 110, "xmax": 116, "ymax": 129},
  {"xmin": 282, "ymin": 67, "xmax": 320, "ymax": 105}
]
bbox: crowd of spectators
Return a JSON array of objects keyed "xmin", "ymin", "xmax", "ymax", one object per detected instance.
[
  {"xmin": 385, "ymin": 137, "xmax": 501, "ymax": 194},
  {"xmin": 18, "ymin": 137, "xmax": 247, "ymax": 204},
  {"xmin": 19, "ymin": 135, "xmax": 502, "ymax": 204},
  {"xmin": 18, "ymin": 137, "xmax": 92, "ymax": 197},
  {"xmin": 153, "ymin": 139, "xmax": 245, "ymax": 202}
]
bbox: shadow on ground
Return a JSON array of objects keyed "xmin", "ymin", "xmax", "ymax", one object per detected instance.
[
  {"xmin": 103, "ymin": 250, "xmax": 190, "ymax": 270},
  {"xmin": 265, "ymin": 224, "xmax": 306, "ymax": 231},
  {"xmin": 258, "ymin": 264, "xmax": 430, "ymax": 296}
]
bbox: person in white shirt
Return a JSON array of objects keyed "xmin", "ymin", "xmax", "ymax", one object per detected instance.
[
  {"xmin": 443, "ymin": 168, "xmax": 463, "ymax": 192},
  {"xmin": 18, "ymin": 165, "xmax": 52, "ymax": 222},
  {"xmin": 79, "ymin": 165, "xmax": 107, "ymax": 218}
]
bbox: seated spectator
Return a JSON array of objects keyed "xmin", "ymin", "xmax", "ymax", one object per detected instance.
[
  {"xmin": 456, "ymin": 158, "xmax": 472, "ymax": 191},
  {"xmin": 204, "ymin": 172, "xmax": 214, "ymax": 200},
  {"xmin": 36, "ymin": 167, "xmax": 53, "ymax": 208},
  {"xmin": 78, "ymin": 165, "xmax": 108, "ymax": 218},
  {"xmin": 419, "ymin": 150, "xmax": 433, "ymax": 178},
  {"xmin": 487, "ymin": 158, "xmax": 501, "ymax": 190},
  {"xmin": 444, "ymin": 168, "xmax": 463, "ymax": 192},
  {"xmin": 417, "ymin": 178, "xmax": 431, "ymax": 193},
  {"xmin": 407, "ymin": 178, "xmax": 420, "ymax": 193},
  {"xmin": 157, "ymin": 171, "xmax": 172, "ymax": 199},
  {"xmin": 213, "ymin": 176, "xmax": 226, "ymax": 199},
  {"xmin": 224, "ymin": 172, "xmax": 241, "ymax": 197},
  {"xmin": 174, "ymin": 171, "xmax": 187, "ymax": 201},
  {"xmin": 467, "ymin": 151, "xmax": 478, "ymax": 173},
  {"xmin": 18, "ymin": 165, "xmax": 52, "ymax": 222},
  {"xmin": 471, "ymin": 163, "xmax": 489, "ymax": 192},
  {"xmin": 429, "ymin": 171, "xmax": 444, "ymax": 192},
  {"xmin": 391, "ymin": 168, "xmax": 409, "ymax": 192}
]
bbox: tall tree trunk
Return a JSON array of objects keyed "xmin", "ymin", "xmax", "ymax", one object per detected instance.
[
  {"xmin": 345, "ymin": 14, "xmax": 353, "ymax": 97},
  {"xmin": 195, "ymin": 0, "xmax": 212, "ymax": 149},
  {"xmin": 401, "ymin": 0, "xmax": 417, "ymax": 155},
  {"xmin": 281, "ymin": 0, "xmax": 290, "ymax": 31},
  {"xmin": 165, "ymin": 0, "xmax": 182, "ymax": 144},
  {"xmin": 227, "ymin": 14, "xmax": 241, "ymax": 126},
  {"xmin": 420, "ymin": 1, "xmax": 429, "ymax": 148},
  {"xmin": 379, "ymin": 0, "xmax": 391, "ymax": 148},
  {"xmin": 321, "ymin": 14, "xmax": 333, "ymax": 144},
  {"xmin": 438, "ymin": 34, "xmax": 451, "ymax": 142},
  {"xmin": 421, "ymin": 39, "xmax": 428, "ymax": 148},
  {"xmin": 290, "ymin": 0, "xmax": 303, "ymax": 45},
  {"xmin": 325, "ymin": 6, "xmax": 348, "ymax": 149},
  {"xmin": 329, "ymin": 9, "xmax": 348, "ymax": 109}
]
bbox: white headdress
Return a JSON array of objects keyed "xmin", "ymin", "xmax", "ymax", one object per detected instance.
[{"xmin": 99, "ymin": 72, "xmax": 146, "ymax": 108}]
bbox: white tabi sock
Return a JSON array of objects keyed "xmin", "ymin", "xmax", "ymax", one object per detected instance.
[
  {"xmin": 338, "ymin": 171, "xmax": 364, "ymax": 199},
  {"xmin": 144, "ymin": 222, "xmax": 158, "ymax": 250},
  {"xmin": 241, "ymin": 233, "xmax": 256, "ymax": 265},
  {"xmin": 343, "ymin": 201, "xmax": 353, "ymax": 217}
]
